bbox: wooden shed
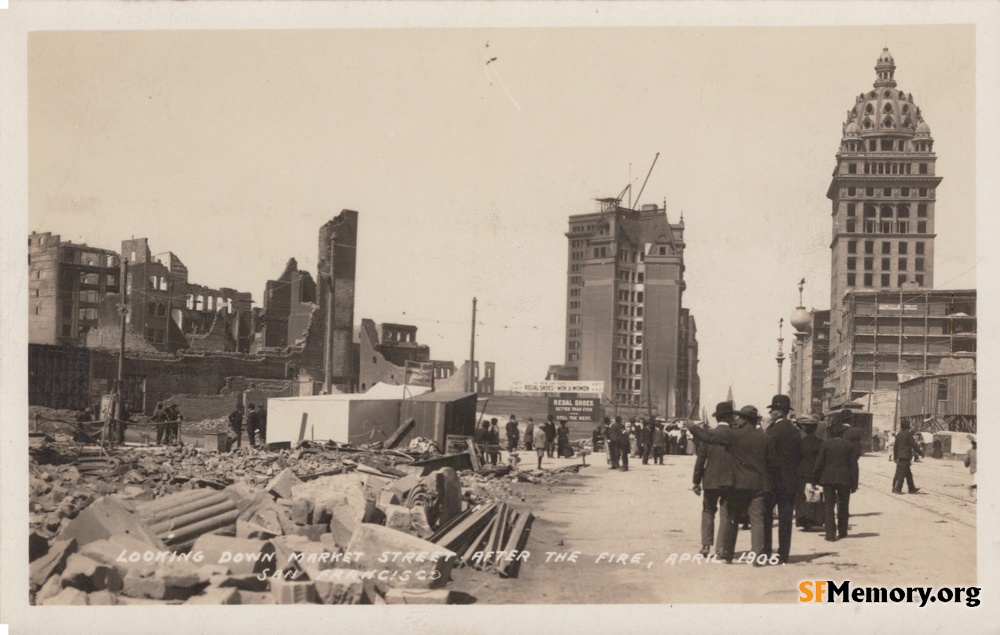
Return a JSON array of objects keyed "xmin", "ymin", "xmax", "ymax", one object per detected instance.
[{"xmin": 898, "ymin": 372, "xmax": 977, "ymax": 433}]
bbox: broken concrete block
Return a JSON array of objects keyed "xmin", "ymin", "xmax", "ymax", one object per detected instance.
[
  {"xmin": 378, "ymin": 488, "xmax": 401, "ymax": 508},
  {"xmin": 190, "ymin": 534, "xmax": 277, "ymax": 576},
  {"xmin": 38, "ymin": 586, "xmax": 89, "ymax": 605},
  {"xmin": 186, "ymin": 586, "xmax": 241, "ymax": 604},
  {"xmin": 384, "ymin": 588, "xmax": 453, "ymax": 605},
  {"xmin": 194, "ymin": 564, "xmax": 231, "ymax": 584},
  {"xmin": 409, "ymin": 506, "xmax": 434, "ymax": 539},
  {"xmin": 270, "ymin": 576, "xmax": 318, "ymax": 604},
  {"xmin": 290, "ymin": 498, "xmax": 314, "ymax": 525},
  {"xmin": 121, "ymin": 567, "xmax": 198, "ymax": 601},
  {"xmin": 237, "ymin": 493, "xmax": 294, "ymax": 536},
  {"xmin": 58, "ymin": 496, "xmax": 164, "ymax": 550},
  {"xmin": 314, "ymin": 578, "xmax": 368, "ymax": 605},
  {"xmin": 326, "ymin": 494, "xmax": 380, "ymax": 547},
  {"xmin": 79, "ymin": 534, "xmax": 165, "ymax": 578},
  {"xmin": 266, "ymin": 468, "xmax": 300, "ymax": 500},
  {"xmin": 384, "ymin": 505, "xmax": 414, "ymax": 533},
  {"xmin": 29, "ymin": 537, "xmax": 77, "ymax": 589},
  {"xmin": 29, "ymin": 530, "xmax": 50, "ymax": 563},
  {"xmin": 214, "ymin": 574, "xmax": 270, "ymax": 593},
  {"xmin": 346, "ymin": 525, "xmax": 457, "ymax": 591},
  {"xmin": 269, "ymin": 535, "xmax": 341, "ymax": 581},
  {"xmin": 289, "ymin": 524, "xmax": 327, "ymax": 542},
  {"xmin": 60, "ymin": 553, "xmax": 124, "ymax": 593},
  {"xmin": 236, "ymin": 518, "xmax": 279, "ymax": 540},
  {"xmin": 35, "ymin": 574, "xmax": 63, "ymax": 604}
]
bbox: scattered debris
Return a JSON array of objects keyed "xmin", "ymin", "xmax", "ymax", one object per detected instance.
[{"xmin": 27, "ymin": 410, "xmax": 588, "ymax": 605}]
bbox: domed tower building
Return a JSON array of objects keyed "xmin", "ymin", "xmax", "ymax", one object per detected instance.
[{"xmin": 825, "ymin": 49, "xmax": 944, "ymax": 406}]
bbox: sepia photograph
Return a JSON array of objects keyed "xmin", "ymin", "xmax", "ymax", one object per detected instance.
[{"xmin": 2, "ymin": 2, "xmax": 998, "ymax": 633}]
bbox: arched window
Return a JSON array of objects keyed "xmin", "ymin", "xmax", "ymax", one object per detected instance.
[
  {"xmin": 883, "ymin": 102, "xmax": 893, "ymax": 113},
  {"xmin": 880, "ymin": 205, "xmax": 893, "ymax": 218},
  {"xmin": 864, "ymin": 205, "xmax": 877, "ymax": 218},
  {"xmin": 883, "ymin": 117, "xmax": 894, "ymax": 128},
  {"xmin": 865, "ymin": 103, "xmax": 874, "ymax": 114}
]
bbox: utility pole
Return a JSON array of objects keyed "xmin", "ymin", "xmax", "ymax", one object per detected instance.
[
  {"xmin": 775, "ymin": 318, "xmax": 785, "ymax": 395},
  {"xmin": 468, "ymin": 297, "xmax": 477, "ymax": 393},
  {"xmin": 113, "ymin": 258, "xmax": 129, "ymax": 447},
  {"xmin": 323, "ymin": 238, "xmax": 335, "ymax": 395}
]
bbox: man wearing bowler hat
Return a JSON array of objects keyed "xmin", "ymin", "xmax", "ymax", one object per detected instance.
[
  {"xmin": 812, "ymin": 422, "xmax": 860, "ymax": 541},
  {"xmin": 795, "ymin": 418, "xmax": 824, "ymax": 531},
  {"xmin": 685, "ymin": 402, "xmax": 775, "ymax": 564},
  {"xmin": 692, "ymin": 402, "xmax": 736, "ymax": 557},
  {"xmin": 762, "ymin": 395, "xmax": 801, "ymax": 564}
]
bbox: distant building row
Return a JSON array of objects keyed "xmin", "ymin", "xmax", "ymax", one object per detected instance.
[{"xmin": 28, "ymin": 211, "xmax": 493, "ymax": 416}]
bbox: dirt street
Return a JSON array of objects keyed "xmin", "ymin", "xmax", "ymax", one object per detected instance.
[{"xmin": 454, "ymin": 449, "xmax": 976, "ymax": 604}]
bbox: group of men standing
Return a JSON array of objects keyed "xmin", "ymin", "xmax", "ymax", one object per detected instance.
[
  {"xmin": 685, "ymin": 394, "xmax": 861, "ymax": 565},
  {"xmin": 227, "ymin": 403, "xmax": 267, "ymax": 450},
  {"xmin": 150, "ymin": 402, "xmax": 183, "ymax": 446}
]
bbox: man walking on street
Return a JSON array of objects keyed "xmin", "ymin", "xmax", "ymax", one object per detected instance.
[
  {"xmin": 611, "ymin": 416, "xmax": 629, "ymax": 471},
  {"xmin": 892, "ymin": 421, "xmax": 923, "ymax": 494},
  {"xmin": 532, "ymin": 422, "xmax": 547, "ymax": 470},
  {"xmin": 762, "ymin": 397, "xmax": 801, "ymax": 564},
  {"xmin": 641, "ymin": 418, "xmax": 655, "ymax": 465},
  {"xmin": 685, "ymin": 402, "xmax": 776, "ymax": 564},
  {"xmin": 506, "ymin": 415, "xmax": 520, "ymax": 453},
  {"xmin": 812, "ymin": 423, "xmax": 860, "ymax": 541},
  {"xmin": 524, "ymin": 417, "xmax": 535, "ymax": 452},
  {"xmin": 543, "ymin": 415, "xmax": 557, "ymax": 458},
  {"xmin": 795, "ymin": 418, "xmax": 824, "ymax": 531},
  {"xmin": 692, "ymin": 404, "xmax": 735, "ymax": 557},
  {"xmin": 652, "ymin": 422, "xmax": 666, "ymax": 465}
]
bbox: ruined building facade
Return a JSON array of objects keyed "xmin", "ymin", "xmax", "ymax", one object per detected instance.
[
  {"xmin": 255, "ymin": 258, "xmax": 317, "ymax": 352},
  {"xmin": 113, "ymin": 238, "xmax": 254, "ymax": 354},
  {"xmin": 29, "ymin": 232, "xmax": 121, "ymax": 348},
  {"xmin": 29, "ymin": 211, "xmax": 360, "ymax": 415},
  {"xmin": 563, "ymin": 198, "xmax": 699, "ymax": 417}
]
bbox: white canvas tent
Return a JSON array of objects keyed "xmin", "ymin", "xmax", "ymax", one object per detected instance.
[{"xmin": 266, "ymin": 382, "xmax": 430, "ymax": 445}]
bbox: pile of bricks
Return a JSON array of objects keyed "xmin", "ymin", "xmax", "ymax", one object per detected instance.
[{"xmin": 28, "ymin": 434, "xmax": 544, "ymax": 605}]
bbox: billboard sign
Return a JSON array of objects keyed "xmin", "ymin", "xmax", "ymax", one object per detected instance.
[
  {"xmin": 512, "ymin": 380, "xmax": 604, "ymax": 394},
  {"xmin": 548, "ymin": 397, "xmax": 601, "ymax": 423}
]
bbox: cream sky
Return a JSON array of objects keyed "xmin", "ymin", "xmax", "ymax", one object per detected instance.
[{"xmin": 26, "ymin": 25, "xmax": 977, "ymax": 412}]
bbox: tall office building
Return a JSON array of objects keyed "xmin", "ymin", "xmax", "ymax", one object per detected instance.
[
  {"xmin": 825, "ymin": 48, "xmax": 945, "ymax": 405},
  {"xmin": 563, "ymin": 198, "xmax": 698, "ymax": 417}
]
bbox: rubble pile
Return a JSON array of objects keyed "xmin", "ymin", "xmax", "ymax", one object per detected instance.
[{"xmin": 28, "ymin": 425, "xmax": 547, "ymax": 606}]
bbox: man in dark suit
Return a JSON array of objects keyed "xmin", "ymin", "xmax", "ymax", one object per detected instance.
[
  {"xmin": 840, "ymin": 410, "xmax": 864, "ymax": 455},
  {"xmin": 607, "ymin": 416, "xmax": 626, "ymax": 470},
  {"xmin": 641, "ymin": 418, "xmax": 655, "ymax": 465},
  {"xmin": 795, "ymin": 418, "xmax": 824, "ymax": 530},
  {"xmin": 685, "ymin": 402, "xmax": 776, "ymax": 563},
  {"xmin": 692, "ymin": 404, "xmax": 736, "ymax": 557},
  {"xmin": 762, "ymin": 396, "xmax": 801, "ymax": 564},
  {"xmin": 543, "ymin": 415, "xmax": 557, "ymax": 458},
  {"xmin": 812, "ymin": 423, "xmax": 860, "ymax": 541},
  {"xmin": 892, "ymin": 421, "xmax": 922, "ymax": 494}
]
